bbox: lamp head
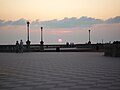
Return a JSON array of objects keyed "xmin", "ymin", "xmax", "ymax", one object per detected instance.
[
  {"xmin": 41, "ymin": 27, "xmax": 43, "ymax": 30},
  {"xmin": 27, "ymin": 21, "xmax": 30, "ymax": 25}
]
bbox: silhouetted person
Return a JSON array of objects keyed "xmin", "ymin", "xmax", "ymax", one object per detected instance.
[
  {"xmin": 66, "ymin": 42, "xmax": 69, "ymax": 47},
  {"xmin": 16, "ymin": 41, "xmax": 20, "ymax": 53},
  {"xmin": 20, "ymin": 40, "xmax": 23, "ymax": 53},
  {"xmin": 70, "ymin": 43, "xmax": 74, "ymax": 47}
]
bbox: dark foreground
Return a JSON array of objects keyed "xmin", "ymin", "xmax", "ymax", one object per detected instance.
[{"xmin": 0, "ymin": 52, "xmax": 120, "ymax": 90}]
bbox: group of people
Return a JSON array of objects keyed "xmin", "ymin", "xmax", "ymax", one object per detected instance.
[{"xmin": 16, "ymin": 40, "xmax": 24, "ymax": 53}]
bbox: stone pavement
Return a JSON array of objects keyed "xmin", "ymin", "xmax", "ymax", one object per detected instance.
[{"xmin": 0, "ymin": 52, "xmax": 120, "ymax": 90}]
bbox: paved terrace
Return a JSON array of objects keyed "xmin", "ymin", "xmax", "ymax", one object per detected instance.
[{"xmin": 0, "ymin": 52, "xmax": 120, "ymax": 90}]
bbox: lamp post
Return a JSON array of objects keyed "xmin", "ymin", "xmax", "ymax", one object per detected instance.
[
  {"xmin": 40, "ymin": 27, "xmax": 44, "ymax": 51},
  {"xmin": 88, "ymin": 30, "xmax": 91, "ymax": 44},
  {"xmin": 40, "ymin": 27, "xmax": 44, "ymax": 45},
  {"xmin": 27, "ymin": 21, "xmax": 30, "ymax": 41},
  {"xmin": 26, "ymin": 21, "xmax": 31, "ymax": 50}
]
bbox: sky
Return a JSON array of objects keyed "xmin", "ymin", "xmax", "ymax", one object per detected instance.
[
  {"xmin": 0, "ymin": 0, "xmax": 120, "ymax": 20},
  {"xmin": 0, "ymin": 0, "xmax": 120, "ymax": 44}
]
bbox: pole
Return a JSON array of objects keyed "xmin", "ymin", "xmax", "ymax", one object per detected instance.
[
  {"xmin": 89, "ymin": 30, "xmax": 90, "ymax": 42},
  {"xmin": 26, "ymin": 21, "xmax": 31, "ymax": 51},
  {"xmin": 41, "ymin": 27, "xmax": 43, "ymax": 42},
  {"xmin": 40, "ymin": 27, "xmax": 44, "ymax": 45},
  {"xmin": 88, "ymin": 30, "xmax": 91, "ymax": 44},
  {"xmin": 40, "ymin": 27, "xmax": 44, "ymax": 51},
  {"xmin": 27, "ymin": 21, "xmax": 30, "ymax": 41}
]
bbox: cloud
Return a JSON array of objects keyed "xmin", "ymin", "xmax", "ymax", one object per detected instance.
[
  {"xmin": 105, "ymin": 16, "xmax": 120, "ymax": 24},
  {"xmin": 0, "ymin": 19, "xmax": 5, "ymax": 26},
  {"xmin": 40, "ymin": 16, "xmax": 103, "ymax": 28},
  {"xmin": 0, "ymin": 16, "xmax": 120, "ymax": 28},
  {"xmin": 11, "ymin": 18, "xmax": 26, "ymax": 25},
  {"xmin": 0, "ymin": 18, "xmax": 27, "ymax": 26}
]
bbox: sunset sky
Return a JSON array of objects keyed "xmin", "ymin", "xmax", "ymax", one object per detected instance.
[
  {"xmin": 0, "ymin": 0, "xmax": 120, "ymax": 44},
  {"xmin": 0, "ymin": 0, "xmax": 120, "ymax": 20}
]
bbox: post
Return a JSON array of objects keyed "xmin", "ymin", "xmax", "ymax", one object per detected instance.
[
  {"xmin": 88, "ymin": 30, "xmax": 91, "ymax": 44},
  {"xmin": 40, "ymin": 27, "xmax": 44, "ymax": 51},
  {"xmin": 26, "ymin": 21, "xmax": 31, "ymax": 51},
  {"xmin": 41, "ymin": 27, "xmax": 43, "ymax": 42},
  {"xmin": 27, "ymin": 21, "xmax": 30, "ymax": 41}
]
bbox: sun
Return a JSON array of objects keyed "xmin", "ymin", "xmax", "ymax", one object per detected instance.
[{"xmin": 58, "ymin": 39, "xmax": 62, "ymax": 43}]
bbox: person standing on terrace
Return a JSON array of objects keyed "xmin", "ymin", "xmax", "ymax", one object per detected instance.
[
  {"xmin": 16, "ymin": 41, "xmax": 20, "ymax": 53},
  {"xmin": 20, "ymin": 40, "xmax": 23, "ymax": 53}
]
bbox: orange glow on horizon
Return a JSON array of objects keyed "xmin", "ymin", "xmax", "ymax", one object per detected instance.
[{"xmin": 46, "ymin": 28, "xmax": 74, "ymax": 35}]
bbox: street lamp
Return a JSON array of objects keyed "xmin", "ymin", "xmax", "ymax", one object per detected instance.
[
  {"xmin": 27, "ymin": 21, "xmax": 30, "ymax": 41},
  {"xmin": 88, "ymin": 30, "xmax": 91, "ymax": 44},
  {"xmin": 40, "ymin": 27, "xmax": 44, "ymax": 45},
  {"xmin": 40, "ymin": 27, "xmax": 44, "ymax": 51},
  {"xmin": 26, "ymin": 21, "xmax": 31, "ymax": 49}
]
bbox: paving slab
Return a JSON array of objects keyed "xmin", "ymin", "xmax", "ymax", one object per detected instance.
[{"xmin": 0, "ymin": 52, "xmax": 120, "ymax": 90}]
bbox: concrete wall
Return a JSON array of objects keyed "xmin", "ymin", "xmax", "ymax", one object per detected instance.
[{"xmin": 0, "ymin": 44, "xmax": 104, "ymax": 52}]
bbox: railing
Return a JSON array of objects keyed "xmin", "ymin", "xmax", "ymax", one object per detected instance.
[{"xmin": 0, "ymin": 44, "xmax": 104, "ymax": 52}]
